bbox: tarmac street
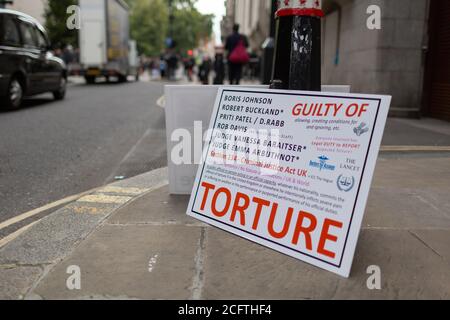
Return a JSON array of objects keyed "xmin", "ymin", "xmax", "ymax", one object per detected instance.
[{"xmin": 0, "ymin": 80, "xmax": 167, "ymax": 230}]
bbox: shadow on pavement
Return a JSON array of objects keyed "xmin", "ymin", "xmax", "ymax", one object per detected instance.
[{"xmin": 0, "ymin": 97, "xmax": 57, "ymax": 113}]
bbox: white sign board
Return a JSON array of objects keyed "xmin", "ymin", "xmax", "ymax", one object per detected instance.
[
  {"xmin": 165, "ymin": 85, "xmax": 350, "ymax": 194},
  {"xmin": 187, "ymin": 87, "xmax": 391, "ymax": 277}
]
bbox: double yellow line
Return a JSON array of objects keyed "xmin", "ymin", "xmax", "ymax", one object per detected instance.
[
  {"xmin": 0, "ymin": 184, "xmax": 158, "ymax": 248},
  {"xmin": 0, "ymin": 187, "xmax": 99, "ymax": 248}
]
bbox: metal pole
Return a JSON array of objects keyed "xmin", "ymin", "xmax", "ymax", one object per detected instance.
[
  {"xmin": 270, "ymin": 0, "xmax": 323, "ymax": 91},
  {"xmin": 168, "ymin": 0, "xmax": 174, "ymax": 41}
]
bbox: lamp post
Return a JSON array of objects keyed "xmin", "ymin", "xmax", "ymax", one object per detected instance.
[
  {"xmin": 167, "ymin": 0, "xmax": 175, "ymax": 48},
  {"xmin": 270, "ymin": 0, "xmax": 324, "ymax": 91}
]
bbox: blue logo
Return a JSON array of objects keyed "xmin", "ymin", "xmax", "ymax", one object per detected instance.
[
  {"xmin": 337, "ymin": 175, "xmax": 355, "ymax": 192},
  {"xmin": 354, "ymin": 122, "xmax": 370, "ymax": 136},
  {"xmin": 309, "ymin": 156, "xmax": 336, "ymax": 171}
]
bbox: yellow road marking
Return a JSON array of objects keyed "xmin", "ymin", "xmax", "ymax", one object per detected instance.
[
  {"xmin": 0, "ymin": 220, "xmax": 40, "ymax": 248},
  {"xmin": 0, "ymin": 169, "xmax": 168, "ymax": 239},
  {"xmin": 77, "ymin": 194, "xmax": 133, "ymax": 204},
  {"xmin": 98, "ymin": 186, "xmax": 150, "ymax": 195},
  {"xmin": 0, "ymin": 187, "xmax": 98, "ymax": 232},
  {"xmin": 68, "ymin": 205, "xmax": 107, "ymax": 215}
]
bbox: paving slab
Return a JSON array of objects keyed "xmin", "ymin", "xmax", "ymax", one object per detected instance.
[
  {"xmin": 33, "ymin": 224, "xmax": 202, "ymax": 300},
  {"xmin": 0, "ymin": 266, "xmax": 44, "ymax": 300},
  {"xmin": 0, "ymin": 207, "xmax": 108, "ymax": 265},
  {"xmin": 414, "ymin": 188, "xmax": 450, "ymax": 216},
  {"xmin": 382, "ymin": 118, "xmax": 450, "ymax": 146},
  {"xmin": 372, "ymin": 157, "xmax": 450, "ymax": 190},
  {"xmin": 411, "ymin": 229, "xmax": 450, "ymax": 262},
  {"xmin": 202, "ymin": 228, "xmax": 450, "ymax": 300},
  {"xmin": 108, "ymin": 185, "xmax": 199, "ymax": 226},
  {"xmin": 363, "ymin": 187, "xmax": 450, "ymax": 229},
  {"xmin": 109, "ymin": 167, "xmax": 168, "ymax": 190},
  {"xmin": 333, "ymin": 229, "xmax": 450, "ymax": 299}
]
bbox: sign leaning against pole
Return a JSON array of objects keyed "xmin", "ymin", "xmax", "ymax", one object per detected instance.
[
  {"xmin": 187, "ymin": 87, "xmax": 391, "ymax": 277},
  {"xmin": 186, "ymin": 0, "xmax": 392, "ymax": 278}
]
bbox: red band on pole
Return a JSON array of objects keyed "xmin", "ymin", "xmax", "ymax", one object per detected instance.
[{"xmin": 276, "ymin": 8, "xmax": 324, "ymax": 18}]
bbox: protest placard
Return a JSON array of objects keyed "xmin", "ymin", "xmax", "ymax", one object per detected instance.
[{"xmin": 187, "ymin": 87, "xmax": 391, "ymax": 277}]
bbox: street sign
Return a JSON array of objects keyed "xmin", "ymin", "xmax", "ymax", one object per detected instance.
[{"xmin": 187, "ymin": 87, "xmax": 391, "ymax": 277}]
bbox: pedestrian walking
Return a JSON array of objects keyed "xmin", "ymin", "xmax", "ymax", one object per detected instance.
[
  {"xmin": 213, "ymin": 52, "xmax": 225, "ymax": 85},
  {"xmin": 62, "ymin": 45, "xmax": 75, "ymax": 65},
  {"xmin": 167, "ymin": 52, "xmax": 179, "ymax": 81},
  {"xmin": 198, "ymin": 57, "xmax": 212, "ymax": 85},
  {"xmin": 225, "ymin": 24, "xmax": 249, "ymax": 85},
  {"xmin": 184, "ymin": 56, "xmax": 195, "ymax": 82},
  {"xmin": 159, "ymin": 57, "xmax": 167, "ymax": 79}
]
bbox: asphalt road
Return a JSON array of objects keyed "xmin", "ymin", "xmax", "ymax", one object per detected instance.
[{"xmin": 0, "ymin": 79, "xmax": 167, "ymax": 224}]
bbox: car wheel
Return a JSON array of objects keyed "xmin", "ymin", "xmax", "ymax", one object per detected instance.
[
  {"xmin": 1, "ymin": 78, "xmax": 23, "ymax": 110},
  {"xmin": 53, "ymin": 76, "xmax": 67, "ymax": 100}
]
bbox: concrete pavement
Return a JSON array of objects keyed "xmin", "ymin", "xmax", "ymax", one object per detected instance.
[
  {"xmin": 382, "ymin": 118, "xmax": 450, "ymax": 146},
  {"xmin": 0, "ymin": 152, "xmax": 449, "ymax": 300}
]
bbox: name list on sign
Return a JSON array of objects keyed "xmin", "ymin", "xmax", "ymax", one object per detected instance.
[{"xmin": 187, "ymin": 88, "xmax": 390, "ymax": 277}]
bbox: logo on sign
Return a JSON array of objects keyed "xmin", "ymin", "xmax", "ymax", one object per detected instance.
[
  {"xmin": 354, "ymin": 122, "xmax": 370, "ymax": 137},
  {"xmin": 337, "ymin": 175, "xmax": 355, "ymax": 192},
  {"xmin": 309, "ymin": 156, "xmax": 336, "ymax": 171},
  {"xmin": 340, "ymin": 158, "xmax": 361, "ymax": 172}
]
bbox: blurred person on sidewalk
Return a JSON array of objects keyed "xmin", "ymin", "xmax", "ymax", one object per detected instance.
[
  {"xmin": 198, "ymin": 56, "xmax": 212, "ymax": 85},
  {"xmin": 213, "ymin": 46, "xmax": 225, "ymax": 85},
  {"xmin": 159, "ymin": 55, "xmax": 167, "ymax": 79},
  {"xmin": 225, "ymin": 24, "xmax": 249, "ymax": 85},
  {"xmin": 184, "ymin": 55, "xmax": 195, "ymax": 82},
  {"xmin": 213, "ymin": 53, "xmax": 225, "ymax": 85}
]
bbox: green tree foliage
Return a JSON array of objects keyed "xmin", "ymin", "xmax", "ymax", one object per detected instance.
[
  {"xmin": 128, "ymin": 0, "xmax": 169, "ymax": 56},
  {"xmin": 44, "ymin": 0, "xmax": 78, "ymax": 48},
  {"xmin": 128, "ymin": 0, "xmax": 213, "ymax": 56},
  {"xmin": 171, "ymin": 4, "xmax": 214, "ymax": 55},
  {"xmin": 43, "ymin": 0, "xmax": 213, "ymax": 55}
]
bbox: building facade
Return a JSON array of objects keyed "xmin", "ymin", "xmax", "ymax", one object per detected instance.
[
  {"xmin": 321, "ymin": 0, "xmax": 432, "ymax": 119},
  {"xmin": 220, "ymin": 0, "xmax": 237, "ymax": 44},
  {"xmin": 222, "ymin": 0, "xmax": 450, "ymax": 121},
  {"xmin": 221, "ymin": 0, "xmax": 272, "ymax": 53}
]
